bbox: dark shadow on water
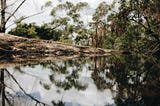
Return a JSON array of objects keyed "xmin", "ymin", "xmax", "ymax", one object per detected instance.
[{"xmin": 105, "ymin": 53, "xmax": 160, "ymax": 106}]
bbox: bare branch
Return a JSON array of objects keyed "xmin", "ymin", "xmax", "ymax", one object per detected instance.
[
  {"xmin": 5, "ymin": 69, "xmax": 49, "ymax": 106},
  {"xmin": 6, "ymin": 0, "xmax": 27, "ymax": 23},
  {"xmin": 6, "ymin": 11, "xmax": 44, "ymax": 29},
  {"xmin": 4, "ymin": 0, "xmax": 19, "ymax": 10},
  {"xmin": 21, "ymin": 11, "xmax": 44, "ymax": 20},
  {"xmin": 5, "ymin": 11, "xmax": 17, "ymax": 19}
]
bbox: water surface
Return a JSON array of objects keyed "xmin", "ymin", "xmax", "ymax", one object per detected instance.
[{"xmin": 0, "ymin": 54, "xmax": 160, "ymax": 106}]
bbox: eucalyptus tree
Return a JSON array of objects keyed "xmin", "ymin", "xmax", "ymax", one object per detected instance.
[
  {"xmin": 90, "ymin": 1, "xmax": 115, "ymax": 48},
  {"xmin": 49, "ymin": 1, "xmax": 89, "ymax": 44},
  {"xmin": 107, "ymin": 0, "xmax": 160, "ymax": 53},
  {"xmin": 8, "ymin": 1, "xmax": 89, "ymax": 44},
  {"xmin": 0, "ymin": 0, "xmax": 27, "ymax": 32}
]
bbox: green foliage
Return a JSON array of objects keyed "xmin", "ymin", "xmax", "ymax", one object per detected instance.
[
  {"xmin": 8, "ymin": 0, "xmax": 160, "ymax": 54},
  {"xmin": 9, "ymin": 23, "xmax": 35, "ymax": 38},
  {"xmin": 106, "ymin": 53, "xmax": 160, "ymax": 106},
  {"xmin": 106, "ymin": 0, "xmax": 160, "ymax": 54},
  {"xmin": 92, "ymin": 2, "xmax": 109, "ymax": 21},
  {"xmin": 14, "ymin": 16, "xmax": 26, "ymax": 24},
  {"xmin": 9, "ymin": 23, "xmax": 62, "ymax": 40},
  {"xmin": 41, "ymin": 59, "xmax": 88, "ymax": 91},
  {"xmin": 59, "ymin": 36, "xmax": 73, "ymax": 44},
  {"xmin": 49, "ymin": 1, "xmax": 89, "ymax": 45},
  {"xmin": 45, "ymin": 1, "xmax": 52, "ymax": 7},
  {"xmin": 89, "ymin": 1, "xmax": 115, "ymax": 48}
]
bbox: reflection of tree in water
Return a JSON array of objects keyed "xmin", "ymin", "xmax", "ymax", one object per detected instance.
[
  {"xmin": 91, "ymin": 56, "xmax": 115, "ymax": 91},
  {"xmin": 90, "ymin": 53, "xmax": 160, "ymax": 105},
  {"xmin": 38, "ymin": 58, "xmax": 89, "ymax": 105},
  {"xmin": 2, "ymin": 54, "xmax": 159, "ymax": 106},
  {"xmin": 51, "ymin": 100, "xmax": 65, "ymax": 106},
  {"xmin": 0, "ymin": 70, "xmax": 6, "ymax": 106},
  {"xmin": 13, "ymin": 58, "xmax": 89, "ymax": 91},
  {"xmin": 0, "ymin": 69, "xmax": 48, "ymax": 106},
  {"xmin": 106, "ymin": 54, "xmax": 160, "ymax": 106},
  {"xmin": 5, "ymin": 58, "xmax": 89, "ymax": 106},
  {"xmin": 40, "ymin": 58, "xmax": 88, "ymax": 91}
]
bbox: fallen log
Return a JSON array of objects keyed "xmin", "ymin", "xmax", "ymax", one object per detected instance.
[
  {"xmin": 0, "ymin": 33, "xmax": 123, "ymax": 69},
  {"xmin": 0, "ymin": 33, "xmax": 122, "ymax": 56}
]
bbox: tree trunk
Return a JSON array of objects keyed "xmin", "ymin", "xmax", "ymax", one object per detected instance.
[
  {"xmin": 0, "ymin": 0, "xmax": 26, "ymax": 33},
  {"xmin": 0, "ymin": 0, "xmax": 6, "ymax": 32}
]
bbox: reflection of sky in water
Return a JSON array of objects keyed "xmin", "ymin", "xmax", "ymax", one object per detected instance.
[{"xmin": 5, "ymin": 63, "xmax": 116, "ymax": 106}]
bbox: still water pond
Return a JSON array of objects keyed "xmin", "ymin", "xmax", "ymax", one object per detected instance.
[{"xmin": 0, "ymin": 54, "xmax": 160, "ymax": 106}]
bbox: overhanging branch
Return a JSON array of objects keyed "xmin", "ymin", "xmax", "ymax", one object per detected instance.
[
  {"xmin": 6, "ymin": 11, "xmax": 44, "ymax": 29},
  {"xmin": 5, "ymin": 0, "xmax": 27, "ymax": 23},
  {"xmin": 4, "ymin": 0, "xmax": 19, "ymax": 10},
  {"xmin": 130, "ymin": 18, "xmax": 148, "ymax": 29}
]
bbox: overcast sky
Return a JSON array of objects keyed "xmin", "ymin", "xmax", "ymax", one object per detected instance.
[{"xmin": 6, "ymin": 0, "xmax": 114, "ymax": 31}]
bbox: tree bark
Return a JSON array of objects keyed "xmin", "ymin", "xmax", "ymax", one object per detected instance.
[
  {"xmin": 0, "ymin": 0, "xmax": 27, "ymax": 32},
  {"xmin": 0, "ymin": 0, "xmax": 6, "ymax": 32},
  {"xmin": 0, "ymin": 33, "xmax": 123, "ymax": 69},
  {"xmin": 0, "ymin": 33, "xmax": 122, "ymax": 55}
]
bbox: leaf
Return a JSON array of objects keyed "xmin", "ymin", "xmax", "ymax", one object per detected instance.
[
  {"xmin": 45, "ymin": 1, "xmax": 52, "ymax": 7},
  {"xmin": 50, "ymin": 9, "xmax": 56, "ymax": 16}
]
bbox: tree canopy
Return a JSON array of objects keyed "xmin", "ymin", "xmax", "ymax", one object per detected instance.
[{"xmin": 7, "ymin": 0, "xmax": 160, "ymax": 55}]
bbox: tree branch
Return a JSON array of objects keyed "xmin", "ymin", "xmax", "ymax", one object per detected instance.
[
  {"xmin": 21, "ymin": 11, "xmax": 44, "ymax": 20},
  {"xmin": 4, "ymin": 0, "xmax": 19, "ymax": 10},
  {"xmin": 143, "ymin": 16, "xmax": 151, "ymax": 29},
  {"xmin": 130, "ymin": 18, "xmax": 148, "ymax": 29},
  {"xmin": 5, "ymin": 11, "xmax": 17, "ymax": 19},
  {"xmin": 6, "ymin": 11, "xmax": 44, "ymax": 30},
  {"xmin": 5, "ymin": 69, "xmax": 49, "ymax": 106},
  {"xmin": 4, "ymin": 95, "xmax": 14, "ymax": 106},
  {"xmin": 5, "ymin": 0, "xmax": 27, "ymax": 23}
]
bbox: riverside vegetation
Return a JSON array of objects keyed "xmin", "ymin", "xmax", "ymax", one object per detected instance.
[{"xmin": 0, "ymin": 0, "xmax": 160, "ymax": 106}]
